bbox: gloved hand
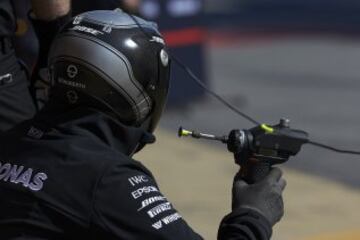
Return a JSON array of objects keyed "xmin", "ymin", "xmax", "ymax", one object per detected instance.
[
  {"xmin": 31, "ymin": 67, "xmax": 50, "ymax": 110},
  {"xmin": 232, "ymin": 167, "xmax": 286, "ymax": 226}
]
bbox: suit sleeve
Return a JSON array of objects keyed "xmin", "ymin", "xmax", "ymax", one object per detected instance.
[
  {"xmin": 218, "ymin": 208, "xmax": 273, "ymax": 240},
  {"xmin": 29, "ymin": 13, "xmax": 71, "ymax": 107},
  {"xmin": 30, "ymin": 13, "xmax": 71, "ymax": 68},
  {"xmin": 91, "ymin": 161, "xmax": 203, "ymax": 240}
]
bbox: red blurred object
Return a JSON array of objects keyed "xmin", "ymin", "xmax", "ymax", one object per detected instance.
[{"xmin": 162, "ymin": 27, "xmax": 206, "ymax": 47}]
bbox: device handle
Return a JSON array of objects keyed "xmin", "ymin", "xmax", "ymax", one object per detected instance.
[{"xmin": 239, "ymin": 158, "xmax": 272, "ymax": 184}]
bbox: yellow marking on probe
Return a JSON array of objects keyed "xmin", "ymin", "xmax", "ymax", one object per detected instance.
[
  {"xmin": 181, "ymin": 129, "xmax": 192, "ymax": 137},
  {"xmin": 261, "ymin": 124, "xmax": 274, "ymax": 133}
]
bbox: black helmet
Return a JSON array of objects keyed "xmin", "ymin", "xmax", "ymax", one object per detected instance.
[{"xmin": 48, "ymin": 9, "xmax": 170, "ymax": 133}]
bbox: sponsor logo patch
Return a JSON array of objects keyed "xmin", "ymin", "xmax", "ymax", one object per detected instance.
[
  {"xmin": 0, "ymin": 161, "xmax": 48, "ymax": 192},
  {"xmin": 138, "ymin": 196, "xmax": 167, "ymax": 211},
  {"xmin": 147, "ymin": 202, "xmax": 172, "ymax": 218},
  {"xmin": 58, "ymin": 78, "xmax": 86, "ymax": 89},
  {"xmin": 151, "ymin": 213, "xmax": 182, "ymax": 230},
  {"xmin": 128, "ymin": 175, "xmax": 149, "ymax": 186},
  {"xmin": 131, "ymin": 186, "xmax": 159, "ymax": 199},
  {"xmin": 70, "ymin": 25, "xmax": 104, "ymax": 36}
]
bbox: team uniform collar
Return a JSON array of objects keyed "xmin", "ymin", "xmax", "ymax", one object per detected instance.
[{"xmin": 26, "ymin": 102, "xmax": 156, "ymax": 156}]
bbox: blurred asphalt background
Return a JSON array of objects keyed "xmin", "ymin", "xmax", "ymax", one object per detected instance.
[{"xmin": 139, "ymin": 24, "xmax": 360, "ymax": 240}]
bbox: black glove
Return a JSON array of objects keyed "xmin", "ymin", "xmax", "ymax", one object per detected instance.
[{"xmin": 232, "ymin": 167, "xmax": 286, "ymax": 226}]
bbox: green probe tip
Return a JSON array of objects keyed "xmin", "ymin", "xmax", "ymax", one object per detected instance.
[
  {"xmin": 182, "ymin": 130, "xmax": 192, "ymax": 136},
  {"xmin": 178, "ymin": 127, "xmax": 192, "ymax": 137}
]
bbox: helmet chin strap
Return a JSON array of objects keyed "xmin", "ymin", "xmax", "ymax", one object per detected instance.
[{"xmin": 131, "ymin": 116, "xmax": 156, "ymax": 155}]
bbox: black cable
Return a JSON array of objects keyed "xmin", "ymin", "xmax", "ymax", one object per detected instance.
[
  {"xmin": 170, "ymin": 56, "xmax": 260, "ymax": 125},
  {"xmin": 308, "ymin": 140, "xmax": 360, "ymax": 155},
  {"xmin": 128, "ymin": 12, "xmax": 360, "ymax": 155},
  {"xmin": 128, "ymin": 14, "xmax": 260, "ymax": 125}
]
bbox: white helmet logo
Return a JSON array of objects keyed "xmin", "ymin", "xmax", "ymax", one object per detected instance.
[
  {"xmin": 66, "ymin": 90, "xmax": 78, "ymax": 104},
  {"xmin": 67, "ymin": 65, "xmax": 78, "ymax": 79},
  {"xmin": 160, "ymin": 49, "xmax": 169, "ymax": 67}
]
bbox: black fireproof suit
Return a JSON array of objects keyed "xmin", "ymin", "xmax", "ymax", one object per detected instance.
[
  {"xmin": 0, "ymin": 0, "xmax": 36, "ymax": 131},
  {"xmin": 0, "ymin": 103, "xmax": 272, "ymax": 239}
]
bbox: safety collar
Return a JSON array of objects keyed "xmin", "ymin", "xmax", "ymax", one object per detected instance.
[{"xmin": 22, "ymin": 102, "xmax": 156, "ymax": 156}]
